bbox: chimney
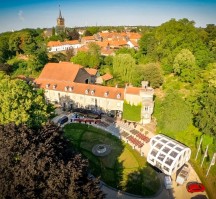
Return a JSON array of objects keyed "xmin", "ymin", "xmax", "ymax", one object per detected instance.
[{"xmin": 142, "ymin": 81, "xmax": 148, "ymax": 89}]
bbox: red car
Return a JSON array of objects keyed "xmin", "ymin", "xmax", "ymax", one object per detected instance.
[{"xmin": 186, "ymin": 182, "xmax": 205, "ymax": 193}]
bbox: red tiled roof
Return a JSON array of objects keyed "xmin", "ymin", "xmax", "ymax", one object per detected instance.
[
  {"xmin": 36, "ymin": 62, "xmax": 82, "ymax": 82},
  {"xmin": 77, "ymin": 46, "xmax": 89, "ymax": 52},
  {"xmin": 47, "ymin": 41, "xmax": 62, "ymax": 47},
  {"xmin": 85, "ymin": 68, "xmax": 98, "ymax": 76},
  {"xmin": 126, "ymin": 87, "xmax": 140, "ymax": 95},
  {"xmin": 101, "ymin": 48, "xmax": 115, "ymax": 56},
  {"xmin": 62, "ymin": 40, "xmax": 79, "ymax": 45},
  {"xmin": 82, "ymin": 36, "xmax": 95, "ymax": 41},
  {"xmin": 47, "ymin": 40, "xmax": 80, "ymax": 47},
  {"xmin": 110, "ymin": 40, "xmax": 128, "ymax": 47},
  {"xmin": 95, "ymin": 41, "xmax": 110, "ymax": 48},
  {"xmin": 101, "ymin": 73, "xmax": 113, "ymax": 81},
  {"xmin": 130, "ymin": 40, "xmax": 138, "ymax": 47},
  {"xmin": 35, "ymin": 80, "xmax": 125, "ymax": 101},
  {"xmin": 128, "ymin": 33, "xmax": 141, "ymax": 40}
]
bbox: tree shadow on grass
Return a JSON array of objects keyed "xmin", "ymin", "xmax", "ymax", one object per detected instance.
[
  {"xmin": 64, "ymin": 123, "xmax": 125, "ymax": 190},
  {"xmin": 124, "ymin": 166, "xmax": 161, "ymax": 197}
]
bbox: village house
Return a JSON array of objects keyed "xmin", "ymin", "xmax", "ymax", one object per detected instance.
[
  {"xmin": 35, "ymin": 62, "xmax": 154, "ymax": 124},
  {"xmin": 47, "ymin": 40, "xmax": 83, "ymax": 52}
]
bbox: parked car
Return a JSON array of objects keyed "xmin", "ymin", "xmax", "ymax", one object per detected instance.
[
  {"xmin": 57, "ymin": 115, "xmax": 69, "ymax": 126},
  {"xmin": 164, "ymin": 175, "xmax": 172, "ymax": 189},
  {"xmin": 186, "ymin": 182, "xmax": 205, "ymax": 193},
  {"xmin": 176, "ymin": 164, "xmax": 190, "ymax": 185}
]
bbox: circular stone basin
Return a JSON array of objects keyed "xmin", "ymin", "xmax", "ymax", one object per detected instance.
[
  {"xmin": 97, "ymin": 145, "xmax": 106, "ymax": 153},
  {"xmin": 92, "ymin": 144, "xmax": 111, "ymax": 157}
]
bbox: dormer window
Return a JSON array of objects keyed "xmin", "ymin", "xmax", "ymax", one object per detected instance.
[
  {"xmin": 85, "ymin": 89, "xmax": 89, "ymax": 94},
  {"xmin": 46, "ymin": 83, "xmax": 50, "ymax": 88},
  {"xmin": 117, "ymin": 93, "xmax": 121, "ymax": 99},
  {"xmin": 91, "ymin": 90, "xmax": 95, "ymax": 95},
  {"xmin": 53, "ymin": 84, "xmax": 57, "ymax": 89},
  {"xmin": 104, "ymin": 91, "xmax": 109, "ymax": 97},
  {"xmin": 69, "ymin": 86, "xmax": 73, "ymax": 92},
  {"xmin": 65, "ymin": 86, "xmax": 69, "ymax": 91}
]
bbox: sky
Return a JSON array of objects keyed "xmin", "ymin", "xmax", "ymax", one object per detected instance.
[{"xmin": 0, "ymin": 0, "xmax": 216, "ymax": 33}]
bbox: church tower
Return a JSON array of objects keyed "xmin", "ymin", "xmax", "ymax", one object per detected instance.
[{"xmin": 56, "ymin": 5, "xmax": 65, "ymax": 34}]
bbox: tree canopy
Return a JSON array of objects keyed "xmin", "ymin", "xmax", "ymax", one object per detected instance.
[
  {"xmin": 142, "ymin": 63, "xmax": 163, "ymax": 88},
  {"xmin": 0, "ymin": 123, "xmax": 104, "ymax": 199},
  {"xmin": 195, "ymin": 86, "xmax": 216, "ymax": 137},
  {"xmin": 0, "ymin": 76, "xmax": 52, "ymax": 128},
  {"xmin": 113, "ymin": 54, "xmax": 136, "ymax": 84},
  {"xmin": 173, "ymin": 49, "xmax": 197, "ymax": 82},
  {"xmin": 158, "ymin": 90, "xmax": 193, "ymax": 133}
]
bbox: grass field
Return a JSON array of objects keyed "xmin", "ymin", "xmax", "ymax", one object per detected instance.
[{"xmin": 63, "ymin": 123, "xmax": 160, "ymax": 197}]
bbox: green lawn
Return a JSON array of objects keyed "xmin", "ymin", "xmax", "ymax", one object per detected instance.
[{"xmin": 63, "ymin": 123, "xmax": 160, "ymax": 197}]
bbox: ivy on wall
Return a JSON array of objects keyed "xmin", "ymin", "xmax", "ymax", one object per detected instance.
[{"xmin": 123, "ymin": 100, "xmax": 141, "ymax": 122}]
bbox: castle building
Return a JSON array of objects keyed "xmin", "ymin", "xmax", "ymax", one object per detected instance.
[
  {"xmin": 56, "ymin": 5, "xmax": 65, "ymax": 34},
  {"xmin": 35, "ymin": 62, "xmax": 154, "ymax": 124}
]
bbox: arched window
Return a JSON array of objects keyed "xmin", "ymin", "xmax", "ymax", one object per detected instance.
[
  {"xmin": 65, "ymin": 86, "xmax": 69, "ymax": 91},
  {"xmin": 53, "ymin": 84, "xmax": 57, "ymax": 89},
  {"xmin": 104, "ymin": 91, "xmax": 109, "ymax": 97},
  {"xmin": 69, "ymin": 86, "xmax": 73, "ymax": 92},
  {"xmin": 91, "ymin": 90, "xmax": 95, "ymax": 95},
  {"xmin": 85, "ymin": 89, "xmax": 89, "ymax": 94}
]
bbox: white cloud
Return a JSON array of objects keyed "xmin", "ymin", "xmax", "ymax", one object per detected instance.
[{"xmin": 18, "ymin": 10, "xmax": 24, "ymax": 21}]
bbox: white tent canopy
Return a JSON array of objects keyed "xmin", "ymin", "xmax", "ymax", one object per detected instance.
[{"xmin": 147, "ymin": 134, "xmax": 191, "ymax": 176}]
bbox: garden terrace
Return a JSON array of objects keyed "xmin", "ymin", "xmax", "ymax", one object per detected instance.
[{"xmin": 63, "ymin": 123, "xmax": 160, "ymax": 197}]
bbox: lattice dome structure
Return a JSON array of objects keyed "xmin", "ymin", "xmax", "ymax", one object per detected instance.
[{"xmin": 147, "ymin": 134, "xmax": 191, "ymax": 176}]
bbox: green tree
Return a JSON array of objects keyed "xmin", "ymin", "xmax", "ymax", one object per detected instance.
[
  {"xmin": 0, "ymin": 76, "xmax": 52, "ymax": 128},
  {"xmin": 0, "ymin": 32, "xmax": 12, "ymax": 63},
  {"xmin": 71, "ymin": 51, "xmax": 89, "ymax": 67},
  {"xmin": 142, "ymin": 63, "xmax": 163, "ymax": 88},
  {"xmin": 113, "ymin": 54, "xmax": 136, "ymax": 83},
  {"xmin": 88, "ymin": 43, "xmax": 101, "ymax": 68},
  {"xmin": 84, "ymin": 29, "xmax": 93, "ymax": 36},
  {"xmin": 104, "ymin": 55, "xmax": 113, "ymax": 66},
  {"xmin": 65, "ymin": 48, "xmax": 75, "ymax": 61},
  {"xmin": 67, "ymin": 28, "xmax": 80, "ymax": 40},
  {"xmin": 195, "ymin": 86, "xmax": 216, "ymax": 137},
  {"xmin": 158, "ymin": 90, "xmax": 193, "ymax": 133},
  {"xmin": 0, "ymin": 123, "xmax": 104, "ymax": 199},
  {"xmin": 154, "ymin": 18, "xmax": 211, "ymax": 72},
  {"xmin": 85, "ymin": 27, "xmax": 99, "ymax": 35},
  {"xmin": 173, "ymin": 49, "xmax": 197, "ymax": 82}
]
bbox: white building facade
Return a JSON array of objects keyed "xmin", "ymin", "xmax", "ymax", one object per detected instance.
[{"xmin": 35, "ymin": 62, "xmax": 154, "ymax": 124}]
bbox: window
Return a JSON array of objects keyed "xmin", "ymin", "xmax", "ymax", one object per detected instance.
[
  {"xmin": 85, "ymin": 89, "xmax": 89, "ymax": 94},
  {"xmin": 170, "ymin": 151, "xmax": 178, "ymax": 158},
  {"xmin": 46, "ymin": 83, "xmax": 50, "ymax": 88},
  {"xmin": 104, "ymin": 91, "xmax": 109, "ymax": 97},
  {"xmin": 144, "ymin": 106, "xmax": 148, "ymax": 111},
  {"xmin": 65, "ymin": 86, "xmax": 69, "ymax": 91},
  {"xmin": 155, "ymin": 143, "xmax": 163, "ymax": 150},
  {"xmin": 69, "ymin": 87, "xmax": 73, "ymax": 92},
  {"xmin": 53, "ymin": 84, "xmax": 57, "ymax": 89},
  {"xmin": 91, "ymin": 90, "xmax": 95, "ymax": 95},
  {"xmin": 117, "ymin": 93, "xmax": 121, "ymax": 99}
]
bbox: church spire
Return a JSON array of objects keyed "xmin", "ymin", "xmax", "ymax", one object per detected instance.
[{"xmin": 59, "ymin": 5, "xmax": 62, "ymax": 18}]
